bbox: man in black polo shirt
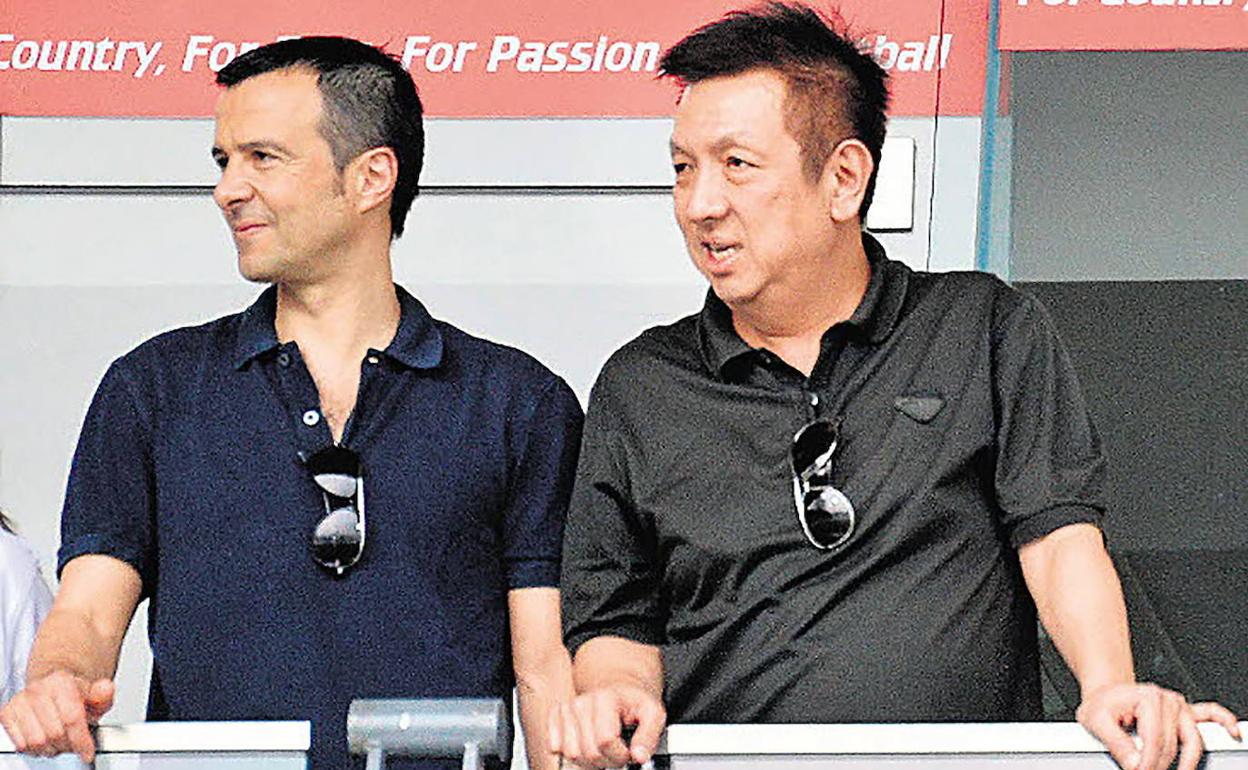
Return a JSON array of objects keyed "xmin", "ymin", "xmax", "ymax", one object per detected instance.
[
  {"xmin": 551, "ymin": 5, "xmax": 1237, "ymax": 770},
  {"xmin": 0, "ymin": 38, "xmax": 582, "ymax": 770}
]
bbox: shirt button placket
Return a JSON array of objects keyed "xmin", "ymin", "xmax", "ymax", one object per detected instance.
[{"xmin": 802, "ymin": 390, "xmax": 820, "ymax": 420}]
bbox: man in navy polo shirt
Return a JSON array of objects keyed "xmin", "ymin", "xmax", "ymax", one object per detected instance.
[{"xmin": 0, "ymin": 37, "xmax": 582, "ymax": 770}]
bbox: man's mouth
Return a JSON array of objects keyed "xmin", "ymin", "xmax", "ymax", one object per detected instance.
[
  {"xmin": 232, "ymin": 222, "xmax": 267, "ymax": 236},
  {"xmin": 703, "ymin": 241, "xmax": 741, "ymax": 262}
]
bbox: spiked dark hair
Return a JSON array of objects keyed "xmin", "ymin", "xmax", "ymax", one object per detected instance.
[
  {"xmin": 217, "ymin": 36, "xmax": 424, "ymax": 238},
  {"xmin": 660, "ymin": 3, "xmax": 890, "ymax": 219}
]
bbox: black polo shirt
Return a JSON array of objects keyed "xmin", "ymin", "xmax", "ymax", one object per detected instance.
[
  {"xmin": 561, "ymin": 236, "xmax": 1105, "ymax": 723},
  {"xmin": 59, "ymin": 285, "xmax": 584, "ymax": 769}
]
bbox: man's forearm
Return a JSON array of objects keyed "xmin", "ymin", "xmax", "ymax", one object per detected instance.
[
  {"xmin": 508, "ymin": 587, "xmax": 575, "ymax": 770},
  {"xmin": 573, "ymin": 637, "xmax": 663, "ymax": 698},
  {"xmin": 26, "ymin": 607, "xmax": 125, "ymax": 684},
  {"xmin": 1019, "ymin": 523, "xmax": 1133, "ymax": 694},
  {"xmin": 517, "ymin": 661, "xmax": 572, "ymax": 770},
  {"xmin": 24, "ymin": 555, "xmax": 141, "ymax": 686}
]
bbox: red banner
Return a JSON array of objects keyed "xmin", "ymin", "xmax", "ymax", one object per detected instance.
[
  {"xmin": 1000, "ymin": 0, "xmax": 1248, "ymax": 50},
  {"xmin": 0, "ymin": 1, "xmax": 987, "ymax": 117}
]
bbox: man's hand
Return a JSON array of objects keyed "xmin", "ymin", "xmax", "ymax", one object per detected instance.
[
  {"xmin": 0, "ymin": 672, "xmax": 115, "ymax": 762},
  {"xmin": 549, "ymin": 684, "xmax": 666, "ymax": 769},
  {"xmin": 1077, "ymin": 682, "xmax": 1242, "ymax": 770}
]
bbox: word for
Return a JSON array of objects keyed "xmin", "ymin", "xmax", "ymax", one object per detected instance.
[{"xmin": 182, "ymin": 35, "xmax": 300, "ymax": 72}]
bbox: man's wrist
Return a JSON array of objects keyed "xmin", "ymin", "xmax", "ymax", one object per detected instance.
[
  {"xmin": 26, "ymin": 665, "xmax": 92, "ymax": 687},
  {"xmin": 1079, "ymin": 677, "xmax": 1138, "ymax": 701}
]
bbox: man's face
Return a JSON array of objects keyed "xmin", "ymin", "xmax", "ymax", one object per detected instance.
[
  {"xmin": 670, "ymin": 68, "xmax": 837, "ymax": 310},
  {"xmin": 212, "ymin": 68, "xmax": 353, "ymax": 285}
]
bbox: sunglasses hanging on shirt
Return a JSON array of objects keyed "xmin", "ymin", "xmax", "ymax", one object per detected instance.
[
  {"xmin": 301, "ymin": 445, "xmax": 366, "ymax": 575},
  {"xmin": 790, "ymin": 417, "xmax": 856, "ymax": 550}
]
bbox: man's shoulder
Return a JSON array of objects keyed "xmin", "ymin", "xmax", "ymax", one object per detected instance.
[
  {"xmin": 433, "ymin": 319, "xmax": 576, "ymax": 399},
  {"xmin": 903, "ymin": 266, "xmax": 1037, "ymax": 324},
  {"xmin": 110, "ymin": 307, "xmax": 247, "ymax": 380},
  {"xmin": 891, "ymin": 267, "xmax": 1064, "ymax": 370},
  {"xmin": 909, "ymin": 265, "xmax": 1013, "ymax": 299},
  {"xmin": 589, "ymin": 311, "xmax": 703, "ymax": 400}
]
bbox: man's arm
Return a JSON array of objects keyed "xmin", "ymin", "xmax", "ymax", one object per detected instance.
[
  {"xmin": 550, "ymin": 636, "xmax": 665, "ymax": 769},
  {"xmin": 510, "ymin": 587, "xmax": 574, "ymax": 770},
  {"xmin": 0, "ymin": 555, "xmax": 142, "ymax": 762},
  {"xmin": 1020, "ymin": 523, "xmax": 1240, "ymax": 770}
]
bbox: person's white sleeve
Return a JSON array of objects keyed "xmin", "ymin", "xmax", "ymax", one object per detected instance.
[{"xmin": 2, "ymin": 564, "xmax": 54, "ymax": 703}]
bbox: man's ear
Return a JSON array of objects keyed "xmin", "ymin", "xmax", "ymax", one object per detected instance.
[
  {"xmin": 348, "ymin": 147, "xmax": 398, "ymax": 217},
  {"xmin": 821, "ymin": 138, "xmax": 874, "ymax": 224}
]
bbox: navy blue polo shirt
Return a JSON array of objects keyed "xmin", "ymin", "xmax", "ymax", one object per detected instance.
[{"xmin": 59, "ymin": 285, "xmax": 584, "ymax": 770}]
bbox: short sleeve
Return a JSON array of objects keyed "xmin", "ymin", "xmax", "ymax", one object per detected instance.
[
  {"xmin": 500, "ymin": 376, "xmax": 584, "ymax": 590},
  {"xmin": 993, "ymin": 292, "xmax": 1107, "ymax": 547},
  {"xmin": 561, "ymin": 368, "xmax": 666, "ymax": 655},
  {"xmin": 58, "ymin": 360, "xmax": 158, "ymax": 594}
]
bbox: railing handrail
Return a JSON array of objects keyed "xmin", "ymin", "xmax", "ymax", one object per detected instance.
[
  {"xmin": 656, "ymin": 722, "xmax": 1248, "ymax": 756},
  {"xmin": 0, "ymin": 721, "xmax": 310, "ymax": 754}
]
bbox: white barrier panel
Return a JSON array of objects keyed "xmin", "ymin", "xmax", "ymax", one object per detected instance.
[
  {"xmin": 0, "ymin": 722, "xmax": 309, "ymax": 769},
  {"xmin": 656, "ymin": 723, "xmax": 1248, "ymax": 769}
]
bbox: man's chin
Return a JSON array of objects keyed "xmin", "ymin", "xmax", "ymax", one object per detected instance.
[
  {"xmin": 707, "ymin": 276, "xmax": 756, "ymax": 309},
  {"xmin": 237, "ymin": 252, "xmax": 280, "ymax": 284}
]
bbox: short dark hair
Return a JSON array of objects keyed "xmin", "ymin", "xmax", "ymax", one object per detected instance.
[
  {"xmin": 660, "ymin": 2, "xmax": 890, "ymax": 219},
  {"xmin": 216, "ymin": 36, "xmax": 424, "ymax": 239}
]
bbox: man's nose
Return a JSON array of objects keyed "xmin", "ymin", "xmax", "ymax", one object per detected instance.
[
  {"xmin": 681, "ymin": 169, "xmax": 729, "ymax": 222},
  {"xmin": 212, "ymin": 162, "xmax": 253, "ymax": 211}
]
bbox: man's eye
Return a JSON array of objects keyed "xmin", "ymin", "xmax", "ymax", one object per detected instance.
[
  {"xmin": 727, "ymin": 156, "xmax": 749, "ymax": 168},
  {"xmin": 673, "ymin": 162, "xmax": 689, "ymax": 174},
  {"xmin": 251, "ymin": 150, "xmax": 282, "ymax": 166}
]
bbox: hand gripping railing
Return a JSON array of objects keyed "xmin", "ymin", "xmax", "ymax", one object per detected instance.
[{"xmin": 347, "ymin": 698, "xmax": 512, "ymax": 770}]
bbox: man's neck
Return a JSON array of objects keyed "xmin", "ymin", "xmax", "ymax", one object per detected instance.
[
  {"xmin": 273, "ymin": 254, "xmax": 401, "ymax": 443},
  {"xmin": 730, "ymin": 234, "xmax": 871, "ymax": 378},
  {"xmin": 274, "ymin": 266, "xmax": 401, "ymax": 358}
]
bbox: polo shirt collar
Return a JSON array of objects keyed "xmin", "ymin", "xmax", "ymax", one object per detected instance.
[
  {"xmin": 386, "ymin": 285, "xmax": 445, "ymax": 370},
  {"xmin": 233, "ymin": 286, "xmax": 281, "ymax": 368},
  {"xmin": 232, "ymin": 284, "xmax": 444, "ymax": 371},
  {"xmin": 698, "ymin": 232, "xmax": 909, "ymax": 378}
]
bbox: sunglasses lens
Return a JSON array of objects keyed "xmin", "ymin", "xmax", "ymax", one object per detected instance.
[
  {"xmin": 311, "ymin": 506, "xmax": 362, "ymax": 568},
  {"xmin": 313, "ymin": 471, "xmax": 357, "ymax": 499},
  {"xmin": 306, "ymin": 445, "xmax": 360, "ymax": 476},
  {"xmin": 804, "ymin": 485, "xmax": 855, "ymax": 548},
  {"xmin": 792, "ymin": 419, "xmax": 838, "ymax": 474}
]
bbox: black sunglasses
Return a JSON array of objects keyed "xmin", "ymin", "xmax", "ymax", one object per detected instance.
[
  {"xmin": 790, "ymin": 417, "xmax": 856, "ymax": 549},
  {"xmin": 301, "ymin": 445, "xmax": 366, "ymax": 575}
]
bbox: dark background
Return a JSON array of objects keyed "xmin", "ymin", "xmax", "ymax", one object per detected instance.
[{"xmin": 1020, "ymin": 280, "xmax": 1247, "ymax": 716}]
